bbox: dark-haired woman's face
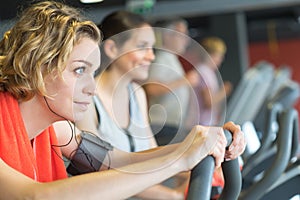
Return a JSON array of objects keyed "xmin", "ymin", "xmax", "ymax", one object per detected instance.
[{"xmin": 113, "ymin": 24, "xmax": 155, "ymax": 80}]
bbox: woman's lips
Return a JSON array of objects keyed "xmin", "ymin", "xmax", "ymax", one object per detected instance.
[{"xmin": 74, "ymin": 101, "xmax": 90, "ymax": 111}]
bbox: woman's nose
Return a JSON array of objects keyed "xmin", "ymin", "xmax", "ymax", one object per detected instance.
[
  {"xmin": 146, "ymin": 47, "xmax": 155, "ymax": 61},
  {"xmin": 84, "ymin": 75, "xmax": 96, "ymax": 96}
]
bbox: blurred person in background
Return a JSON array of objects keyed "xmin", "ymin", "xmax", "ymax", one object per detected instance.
[{"xmin": 144, "ymin": 18, "xmax": 200, "ymax": 146}]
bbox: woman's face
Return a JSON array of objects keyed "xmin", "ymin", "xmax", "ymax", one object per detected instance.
[
  {"xmin": 113, "ymin": 24, "xmax": 155, "ymax": 81},
  {"xmin": 44, "ymin": 37, "xmax": 100, "ymax": 122},
  {"xmin": 170, "ymin": 22, "xmax": 189, "ymax": 54},
  {"xmin": 210, "ymin": 52, "xmax": 224, "ymax": 70},
  {"xmin": 162, "ymin": 22, "xmax": 189, "ymax": 55}
]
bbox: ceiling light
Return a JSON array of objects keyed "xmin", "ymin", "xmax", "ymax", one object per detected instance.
[{"xmin": 80, "ymin": 0, "xmax": 104, "ymax": 3}]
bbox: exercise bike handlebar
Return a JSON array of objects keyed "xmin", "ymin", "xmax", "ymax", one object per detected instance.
[{"xmin": 187, "ymin": 130, "xmax": 242, "ymax": 200}]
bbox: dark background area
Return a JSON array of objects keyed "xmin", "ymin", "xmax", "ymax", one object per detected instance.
[{"xmin": 2, "ymin": 0, "xmax": 300, "ymax": 42}]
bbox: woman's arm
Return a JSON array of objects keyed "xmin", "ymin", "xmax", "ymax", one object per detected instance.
[
  {"xmin": 144, "ymin": 69, "xmax": 199, "ymax": 97},
  {"xmin": 143, "ymin": 78, "xmax": 187, "ymax": 97},
  {"xmin": 134, "ymin": 184, "xmax": 185, "ymax": 200},
  {"xmin": 0, "ymin": 150, "xmax": 184, "ymax": 200},
  {"xmin": 200, "ymin": 81, "xmax": 232, "ymax": 109},
  {"xmin": 133, "ymin": 82, "xmax": 158, "ymax": 148},
  {"xmin": 2, "ymin": 124, "xmax": 226, "ymax": 200},
  {"xmin": 55, "ymin": 120, "xmax": 245, "ymax": 168}
]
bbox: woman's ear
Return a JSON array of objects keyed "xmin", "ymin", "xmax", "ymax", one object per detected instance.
[{"xmin": 103, "ymin": 39, "xmax": 118, "ymax": 59}]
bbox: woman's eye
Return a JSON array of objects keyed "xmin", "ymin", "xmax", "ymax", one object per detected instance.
[
  {"xmin": 138, "ymin": 44, "xmax": 154, "ymax": 52},
  {"xmin": 137, "ymin": 45, "xmax": 145, "ymax": 49},
  {"xmin": 137, "ymin": 43, "xmax": 148, "ymax": 49},
  {"xmin": 74, "ymin": 67, "xmax": 86, "ymax": 75}
]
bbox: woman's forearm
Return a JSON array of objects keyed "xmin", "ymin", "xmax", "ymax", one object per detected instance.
[
  {"xmin": 144, "ymin": 78, "xmax": 186, "ymax": 97},
  {"xmin": 134, "ymin": 184, "xmax": 184, "ymax": 200},
  {"xmin": 109, "ymin": 143, "xmax": 179, "ymax": 168},
  {"xmin": 49, "ymin": 153, "xmax": 183, "ymax": 200},
  {"xmin": 34, "ymin": 125, "xmax": 226, "ymax": 200}
]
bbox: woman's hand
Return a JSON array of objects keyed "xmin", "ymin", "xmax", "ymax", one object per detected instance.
[
  {"xmin": 207, "ymin": 127, "xmax": 227, "ymax": 167},
  {"xmin": 223, "ymin": 121, "xmax": 246, "ymax": 160},
  {"xmin": 177, "ymin": 125, "xmax": 227, "ymax": 171}
]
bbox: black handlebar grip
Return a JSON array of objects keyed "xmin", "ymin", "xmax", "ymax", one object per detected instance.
[
  {"xmin": 224, "ymin": 129, "xmax": 233, "ymax": 148},
  {"xmin": 187, "ymin": 129, "xmax": 241, "ymax": 200}
]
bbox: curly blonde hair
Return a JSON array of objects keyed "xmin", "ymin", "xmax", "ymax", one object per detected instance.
[{"xmin": 0, "ymin": 1, "xmax": 101, "ymax": 101}]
